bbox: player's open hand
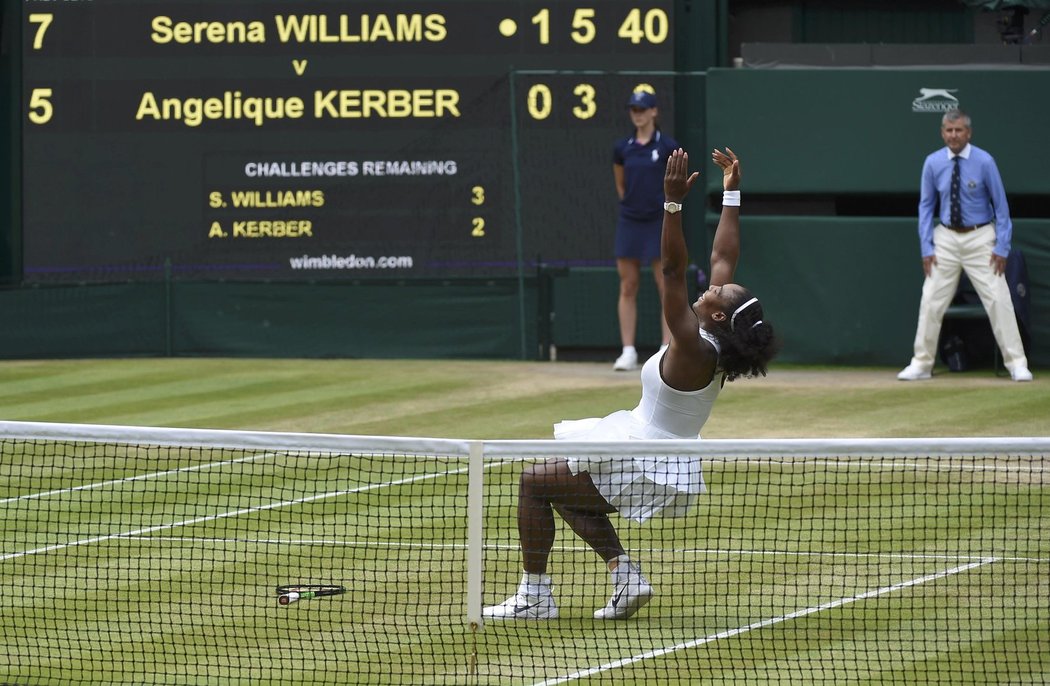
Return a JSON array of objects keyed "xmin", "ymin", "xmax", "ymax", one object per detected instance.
[
  {"xmin": 711, "ymin": 147, "xmax": 741, "ymax": 191},
  {"xmin": 664, "ymin": 149, "xmax": 700, "ymax": 202}
]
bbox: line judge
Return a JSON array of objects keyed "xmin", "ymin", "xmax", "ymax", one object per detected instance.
[{"xmin": 898, "ymin": 108, "xmax": 1032, "ymax": 382}]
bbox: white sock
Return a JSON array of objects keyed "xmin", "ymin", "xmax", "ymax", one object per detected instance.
[
  {"xmin": 519, "ymin": 572, "xmax": 552, "ymax": 597},
  {"xmin": 610, "ymin": 554, "xmax": 632, "ymax": 576},
  {"xmin": 622, "ymin": 346, "xmax": 636, "ymax": 356}
]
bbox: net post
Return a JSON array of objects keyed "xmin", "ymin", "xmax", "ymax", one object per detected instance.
[{"xmin": 466, "ymin": 440, "xmax": 485, "ymax": 631}]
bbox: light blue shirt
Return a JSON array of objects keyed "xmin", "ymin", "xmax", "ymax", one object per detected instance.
[{"xmin": 918, "ymin": 143, "xmax": 1012, "ymax": 258}]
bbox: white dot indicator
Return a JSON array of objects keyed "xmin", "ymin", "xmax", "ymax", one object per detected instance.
[{"xmin": 499, "ymin": 19, "xmax": 518, "ymax": 37}]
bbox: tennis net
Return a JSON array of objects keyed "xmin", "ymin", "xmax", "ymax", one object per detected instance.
[{"xmin": 1, "ymin": 420, "xmax": 1047, "ymax": 685}]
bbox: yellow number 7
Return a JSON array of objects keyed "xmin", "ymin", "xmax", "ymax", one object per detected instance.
[{"xmin": 29, "ymin": 13, "xmax": 55, "ymax": 50}]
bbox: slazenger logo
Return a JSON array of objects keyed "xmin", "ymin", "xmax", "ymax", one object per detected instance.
[{"xmin": 912, "ymin": 88, "xmax": 960, "ymax": 113}]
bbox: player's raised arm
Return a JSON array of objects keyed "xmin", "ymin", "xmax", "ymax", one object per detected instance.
[
  {"xmin": 659, "ymin": 149, "xmax": 700, "ymax": 340},
  {"xmin": 709, "ymin": 147, "xmax": 741, "ymax": 287}
]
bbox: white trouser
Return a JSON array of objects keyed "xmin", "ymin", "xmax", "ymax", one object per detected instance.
[{"xmin": 908, "ymin": 224, "xmax": 1028, "ymax": 370}]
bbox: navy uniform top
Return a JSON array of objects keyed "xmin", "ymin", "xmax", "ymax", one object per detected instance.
[{"xmin": 613, "ymin": 129, "xmax": 679, "ymax": 222}]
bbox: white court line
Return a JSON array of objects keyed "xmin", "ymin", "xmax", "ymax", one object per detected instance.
[
  {"xmin": 112, "ymin": 536, "xmax": 1050, "ymax": 564},
  {"xmin": 0, "ymin": 452, "xmax": 281, "ymax": 506},
  {"xmin": 530, "ymin": 557, "xmax": 1000, "ymax": 686},
  {"xmin": 0, "ymin": 460, "xmax": 512, "ymax": 563}
]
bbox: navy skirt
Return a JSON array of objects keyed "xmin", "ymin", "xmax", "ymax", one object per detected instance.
[{"xmin": 615, "ymin": 215, "xmax": 662, "ymax": 262}]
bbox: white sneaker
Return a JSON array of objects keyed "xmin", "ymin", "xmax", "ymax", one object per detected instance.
[
  {"xmin": 594, "ymin": 561, "xmax": 654, "ymax": 620},
  {"xmin": 613, "ymin": 349, "xmax": 639, "ymax": 371},
  {"xmin": 897, "ymin": 363, "xmax": 932, "ymax": 381},
  {"xmin": 482, "ymin": 592, "xmax": 558, "ymax": 620},
  {"xmin": 1009, "ymin": 365, "xmax": 1033, "ymax": 382}
]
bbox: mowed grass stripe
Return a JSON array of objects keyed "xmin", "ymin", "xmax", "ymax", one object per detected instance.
[
  {"xmin": 1, "ymin": 455, "xmax": 476, "ymax": 553},
  {"xmin": 530, "ymin": 558, "xmax": 1000, "ymax": 686},
  {"xmin": 0, "ymin": 374, "xmax": 476, "ymax": 429},
  {"xmin": 596, "ymin": 561, "xmax": 1049, "ymax": 686},
  {"xmin": 0, "ymin": 451, "xmax": 281, "ymax": 506},
  {"xmin": 1, "ymin": 454, "xmax": 521, "ymax": 561},
  {"xmin": 2, "ymin": 452, "xmax": 493, "ymax": 683},
  {"xmin": 3, "ymin": 536, "xmax": 474, "ymax": 682},
  {"xmin": 0, "ymin": 463, "xmax": 468, "ymax": 562},
  {"xmin": 0, "ymin": 359, "xmax": 191, "ymax": 396},
  {"xmin": 1, "ymin": 359, "xmax": 1047, "ymax": 438},
  {"xmin": 2, "ymin": 360, "xmax": 1047, "ymax": 684},
  {"xmin": 0, "ymin": 358, "xmax": 640, "ymax": 437},
  {"xmin": 709, "ymin": 384, "xmax": 1050, "ymax": 438}
]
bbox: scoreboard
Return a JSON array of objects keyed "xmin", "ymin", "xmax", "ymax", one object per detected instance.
[{"xmin": 21, "ymin": 0, "xmax": 676, "ymax": 282}]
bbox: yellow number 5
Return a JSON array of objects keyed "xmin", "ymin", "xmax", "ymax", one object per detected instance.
[{"xmin": 28, "ymin": 88, "xmax": 54, "ymax": 125}]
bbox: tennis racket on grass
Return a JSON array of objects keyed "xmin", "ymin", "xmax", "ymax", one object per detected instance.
[{"xmin": 277, "ymin": 584, "xmax": 346, "ymax": 605}]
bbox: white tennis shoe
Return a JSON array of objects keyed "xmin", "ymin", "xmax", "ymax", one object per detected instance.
[
  {"xmin": 1009, "ymin": 364, "xmax": 1033, "ymax": 382},
  {"xmin": 897, "ymin": 363, "xmax": 932, "ymax": 381},
  {"xmin": 613, "ymin": 348, "xmax": 639, "ymax": 371},
  {"xmin": 482, "ymin": 592, "xmax": 559, "ymax": 620},
  {"xmin": 594, "ymin": 561, "xmax": 654, "ymax": 620}
]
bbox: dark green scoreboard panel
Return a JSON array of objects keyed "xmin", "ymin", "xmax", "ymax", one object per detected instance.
[{"xmin": 21, "ymin": 0, "xmax": 675, "ymax": 282}]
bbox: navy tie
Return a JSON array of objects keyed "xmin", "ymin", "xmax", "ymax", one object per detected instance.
[{"xmin": 950, "ymin": 156, "xmax": 962, "ymax": 227}]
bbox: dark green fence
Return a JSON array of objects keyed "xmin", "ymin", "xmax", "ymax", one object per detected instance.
[{"xmin": 0, "ymin": 279, "xmax": 534, "ymax": 360}]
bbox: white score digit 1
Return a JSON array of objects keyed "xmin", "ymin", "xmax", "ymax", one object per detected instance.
[{"xmin": 531, "ymin": 9, "xmax": 549, "ymax": 44}]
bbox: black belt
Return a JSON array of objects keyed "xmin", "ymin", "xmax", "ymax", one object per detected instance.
[{"xmin": 943, "ymin": 223, "xmax": 989, "ymax": 233}]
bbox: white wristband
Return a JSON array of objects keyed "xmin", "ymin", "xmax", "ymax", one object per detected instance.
[{"xmin": 722, "ymin": 190, "xmax": 740, "ymax": 207}]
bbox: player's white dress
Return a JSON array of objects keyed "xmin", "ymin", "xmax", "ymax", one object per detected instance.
[{"xmin": 553, "ymin": 329, "xmax": 721, "ymax": 522}]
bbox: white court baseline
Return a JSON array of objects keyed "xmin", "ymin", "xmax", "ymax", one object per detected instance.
[
  {"xmin": 0, "ymin": 463, "xmax": 484, "ymax": 562},
  {"xmin": 531, "ymin": 558, "xmax": 1001, "ymax": 686},
  {"xmin": 0, "ymin": 451, "xmax": 281, "ymax": 506}
]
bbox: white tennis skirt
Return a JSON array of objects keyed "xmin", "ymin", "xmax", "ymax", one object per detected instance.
[{"xmin": 553, "ymin": 410, "xmax": 706, "ymax": 523}]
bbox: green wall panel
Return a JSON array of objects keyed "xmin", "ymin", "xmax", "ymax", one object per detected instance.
[
  {"xmin": 0, "ymin": 283, "xmax": 167, "ymax": 357},
  {"xmin": 705, "ymin": 68, "xmax": 1050, "ymax": 195},
  {"xmin": 0, "ymin": 281, "xmax": 533, "ymax": 360},
  {"xmin": 171, "ymin": 281, "xmax": 530, "ymax": 359},
  {"xmin": 550, "ymin": 216, "xmax": 1050, "ymax": 368},
  {"xmin": 727, "ymin": 216, "xmax": 1048, "ymax": 367},
  {"xmin": 798, "ymin": 3, "xmax": 973, "ymax": 43},
  {"xmin": 551, "ymin": 267, "xmax": 666, "ymax": 350}
]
